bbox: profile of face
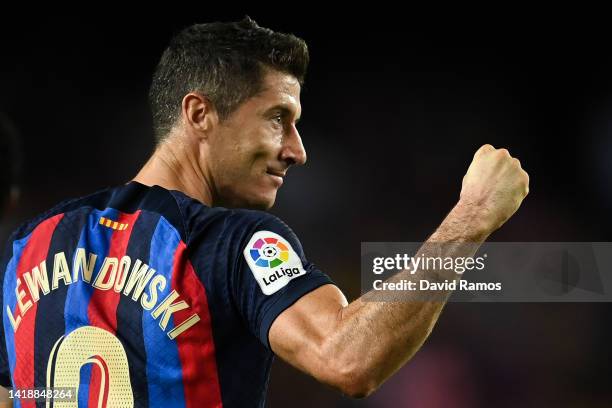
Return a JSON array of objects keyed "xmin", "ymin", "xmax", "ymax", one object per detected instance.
[{"xmin": 205, "ymin": 70, "xmax": 307, "ymax": 209}]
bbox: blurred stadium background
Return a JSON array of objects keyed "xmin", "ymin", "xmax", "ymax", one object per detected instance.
[{"xmin": 1, "ymin": 12, "xmax": 611, "ymax": 407}]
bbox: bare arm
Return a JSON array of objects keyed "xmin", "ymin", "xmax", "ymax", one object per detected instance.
[
  {"xmin": 0, "ymin": 386, "xmax": 11, "ymax": 407},
  {"xmin": 269, "ymin": 144, "xmax": 529, "ymax": 397}
]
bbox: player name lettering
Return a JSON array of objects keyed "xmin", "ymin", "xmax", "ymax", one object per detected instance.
[
  {"xmin": 262, "ymin": 266, "xmax": 303, "ymax": 286},
  {"xmin": 6, "ymin": 248, "xmax": 200, "ymax": 340}
]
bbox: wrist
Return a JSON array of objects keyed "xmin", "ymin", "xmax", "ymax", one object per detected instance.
[{"xmin": 449, "ymin": 200, "xmax": 494, "ymax": 241}]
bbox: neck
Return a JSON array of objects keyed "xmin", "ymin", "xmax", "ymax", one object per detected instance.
[{"xmin": 133, "ymin": 135, "xmax": 214, "ymax": 206}]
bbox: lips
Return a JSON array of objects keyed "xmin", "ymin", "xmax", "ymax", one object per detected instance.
[
  {"xmin": 266, "ymin": 169, "xmax": 286, "ymax": 178},
  {"xmin": 266, "ymin": 169, "xmax": 286, "ymax": 186}
]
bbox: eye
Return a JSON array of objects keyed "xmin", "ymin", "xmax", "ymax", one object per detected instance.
[{"xmin": 271, "ymin": 113, "xmax": 283, "ymax": 127}]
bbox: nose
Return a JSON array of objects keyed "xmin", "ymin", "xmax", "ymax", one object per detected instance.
[{"xmin": 280, "ymin": 125, "xmax": 307, "ymax": 166}]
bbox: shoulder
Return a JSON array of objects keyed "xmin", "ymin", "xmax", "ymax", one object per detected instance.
[
  {"xmin": 169, "ymin": 189, "xmax": 296, "ymax": 246},
  {"xmin": 8, "ymin": 185, "xmax": 115, "ymax": 242}
]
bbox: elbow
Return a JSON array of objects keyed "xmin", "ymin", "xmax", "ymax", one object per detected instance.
[
  {"xmin": 323, "ymin": 356, "xmax": 379, "ymax": 399},
  {"xmin": 340, "ymin": 379, "xmax": 377, "ymax": 399}
]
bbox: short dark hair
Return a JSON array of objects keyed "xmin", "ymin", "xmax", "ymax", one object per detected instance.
[{"xmin": 149, "ymin": 17, "xmax": 309, "ymax": 142}]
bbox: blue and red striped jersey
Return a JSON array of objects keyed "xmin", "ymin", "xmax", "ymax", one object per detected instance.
[{"xmin": 0, "ymin": 181, "xmax": 333, "ymax": 407}]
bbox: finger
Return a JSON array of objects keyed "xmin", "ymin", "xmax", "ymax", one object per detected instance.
[{"xmin": 475, "ymin": 144, "xmax": 495, "ymax": 158}]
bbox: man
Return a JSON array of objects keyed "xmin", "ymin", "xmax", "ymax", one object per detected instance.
[{"xmin": 0, "ymin": 17, "xmax": 528, "ymax": 407}]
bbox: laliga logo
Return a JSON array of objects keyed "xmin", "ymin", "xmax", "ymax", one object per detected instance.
[
  {"xmin": 249, "ymin": 237, "xmax": 290, "ymax": 268},
  {"xmin": 244, "ymin": 231, "xmax": 307, "ymax": 294}
]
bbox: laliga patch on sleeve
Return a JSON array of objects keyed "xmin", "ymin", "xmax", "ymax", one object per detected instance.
[{"xmin": 243, "ymin": 230, "xmax": 307, "ymax": 295}]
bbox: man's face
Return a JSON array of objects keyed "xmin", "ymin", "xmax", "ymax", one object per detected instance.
[{"xmin": 207, "ymin": 70, "xmax": 306, "ymax": 209}]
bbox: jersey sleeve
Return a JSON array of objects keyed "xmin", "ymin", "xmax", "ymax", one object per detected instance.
[{"xmin": 230, "ymin": 213, "xmax": 334, "ymax": 350}]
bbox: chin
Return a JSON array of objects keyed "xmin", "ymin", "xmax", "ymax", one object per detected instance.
[
  {"xmin": 248, "ymin": 195, "xmax": 276, "ymax": 210},
  {"xmin": 240, "ymin": 184, "xmax": 278, "ymax": 210},
  {"xmin": 217, "ymin": 183, "xmax": 278, "ymax": 209},
  {"xmin": 226, "ymin": 190, "xmax": 277, "ymax": 210}
]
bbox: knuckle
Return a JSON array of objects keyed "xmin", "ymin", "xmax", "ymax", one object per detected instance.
[
  {"xmin": 476, "ymin": 144, "xmax": 494, "ymax": 156},
  {"xmin": 497, "ymin": 148, "xmax": 510, "ymax": 157}
]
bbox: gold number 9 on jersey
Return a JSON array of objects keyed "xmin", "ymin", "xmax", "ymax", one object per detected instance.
[{"xmin": 46, "ymin": 326, "xmax": 134, "ymax": 407}]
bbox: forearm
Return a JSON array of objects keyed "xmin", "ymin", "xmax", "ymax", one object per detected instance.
[
  {"xmin": 0, "ymin": 386, "xmax": 11, "ymax": 408},
  {"xmin": 321, "ymin": 201, "xmax": 491, "ymax": 396},
  {"xmin": 271, "ymin": 144, "xmax": 528, "ymax": 398}
]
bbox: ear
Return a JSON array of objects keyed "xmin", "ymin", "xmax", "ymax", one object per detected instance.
[{"xmin": 181, "ymin": 92, "xmax": 218, "ymax": 138}]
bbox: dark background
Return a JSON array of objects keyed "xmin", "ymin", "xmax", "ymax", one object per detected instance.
[{"xmin": 1, "ymin": 12, "xmax": 611, "ymax": 407}]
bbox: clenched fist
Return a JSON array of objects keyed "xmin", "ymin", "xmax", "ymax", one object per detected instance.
[{"xmin": 459, "ymin": 144, "xmax": 529, "ymax": 233}]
